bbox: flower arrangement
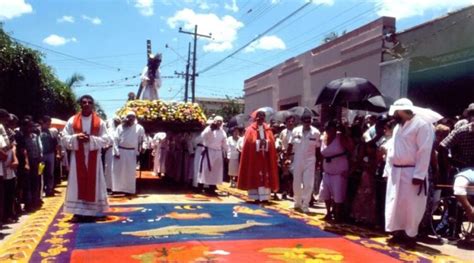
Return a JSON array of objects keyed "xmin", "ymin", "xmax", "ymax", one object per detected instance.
[{"xmin": 116, "ymin": 100, "xmax": 207, "ymax": 131}]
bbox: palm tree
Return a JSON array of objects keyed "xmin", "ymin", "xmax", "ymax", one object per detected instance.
[{"xmin": 65, "ymin": 73, "xmax": 85, "ymax": 88}]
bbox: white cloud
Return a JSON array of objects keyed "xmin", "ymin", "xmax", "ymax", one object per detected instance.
[
  {"xmin": 167, "ymin": 8, "xmax": 244, "ymax": 52},
  {"xmin": 374, "ymin": 0, "xmax": 474, "ymax": 20},
  {"xmin": 0, "ymin": 0, "xmax": 33, "ymax": 21},
  {"xmin": 57, "ymin": 15, "xmax": 74, "ymax": 23},
  {"xmin": 244, "ymin": 35, "xmax": 286, "ymax": 53},
  {"xmin": 43, "ymin": 34, "xmax": 77, "ymax": 46},
  {"xmin": 134, "ymin": 0, "xmax": 154, "ymax": 16},
  {"xmin": 312, "ymin": 0, "xmax": 335, "ymax": 5},
  {"xmin": 82, "ymin": 15, "xmax": 102, "ymax": 25},
  {"xmin": 271, "ymin": 0, "xmax": 280, "ymax": 4},
  {"xmin": 198, "ymin": 0, "xmax": 210, "ymax": 10},
  {"xmin": 224, "ymin": 0, "xmax": 239, "ymax": 12}
]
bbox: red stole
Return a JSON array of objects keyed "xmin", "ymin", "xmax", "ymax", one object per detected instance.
[{"xmin": 72, "ymin": 112, "xmax": 101, "ymax": 202}]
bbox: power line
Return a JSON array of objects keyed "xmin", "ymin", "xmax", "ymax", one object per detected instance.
[
  {"xmin": 198, "ymin": 0, "xmax": 312, "ymax": 75},
  {"xmin": 48, "ymin": 52, "xmax": 143, "ymax": 62},
  {"xmin": 202, "ymin": 2, "xmax": 380, "ymax": 78},
  {"xmin": 10, "ymin": 36, "xmax": 127, "ymax": 72}
]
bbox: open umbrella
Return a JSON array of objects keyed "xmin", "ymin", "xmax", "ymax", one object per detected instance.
[
  {"xmin": 344, "ymin": 95, "xmax": 395, "ymax": 113},
  {"xmin": 51, "ymin": 118, "xmax": 67, "ymax": 130},
  {"xmin": 272, "ymin": 110, "xmax": 292, "ymax": 123},
  {"xmin": 315, "ymin": 77, "xmax": 381, "ymax": 106},
  {"xmin": 251, "ymin": 107, "xmax": 274, "ymax": 123},
  {"xmin": 228, "ymin": 113, "xmax": 250, "ymax": 128},
  {"xmin": 288, "ymin": 106, "xmax": 317, "ymax": 119}
]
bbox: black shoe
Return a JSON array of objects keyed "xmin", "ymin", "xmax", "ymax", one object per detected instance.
[
  {"xmin": 402, "ymin": 237, "xmax": 417, "ymax": 250},
  {"xmin": 69, "ymin": 215, "xmax": 83, "ymax": 223},
  {"xmin": 206, "ymin": 190, "xmax": 219, "ymax": 197},
  {"xmin": 322, "ymin": 213, "xmax": 334, "ymax": 221},
  {"xmin": 387, "ymin": 234, "xmax": 405, "ymax": 245}
]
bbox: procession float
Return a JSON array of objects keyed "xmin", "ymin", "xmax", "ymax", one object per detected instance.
[
  {"xmin": 115, "ymin": 51, "xmax": 207, "ymax": 133},
  {"xmin": 116, "ymin": 99, "xmax": 207, "ymax": 133}
]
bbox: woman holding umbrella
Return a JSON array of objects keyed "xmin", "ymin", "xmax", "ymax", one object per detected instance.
[{"xmin": 237, "ymin": 110, "xmax": 279, "ymax": 203}]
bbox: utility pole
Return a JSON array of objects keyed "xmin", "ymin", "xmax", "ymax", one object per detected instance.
[
  {"xmin": 184, "ymin": 42, "xmax": 191, "ymax": 102},
  {"xmin": 179, "ymin": 25, "xmax": 212, "ymax": 103},
  {"xmin": 147, "ymin": 39, "xmax": 152, "ymax": 58},
  {"xmin": 137, "ymin": 40, "xmax": 153, "ymax": 99}
]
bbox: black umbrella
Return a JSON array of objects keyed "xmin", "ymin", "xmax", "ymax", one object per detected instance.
[
  {"xmin": 345, "ymin": 95, "xmax": 395, "ymax": 113},
  {"xmin": 289, "ymin": 106, "xmax": 317, "ymax": 119},
  {"xmin": 272, "ymin": 110, "xmax": 292, "ymax": 123},
  {"xmin": 315, "ymin": 77, "xmax": 381, "ymax": 106},
  {"xmin": 228, "ymin": 113, "xmax": 250, "ymax": 128}
]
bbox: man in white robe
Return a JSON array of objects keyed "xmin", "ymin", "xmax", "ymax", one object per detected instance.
[
  {"xmin": 152, "ymin": 132, "xmax": 167, "ymax": 177},
  {"xmin": 198, "ymin": 116, "xmax": 228, "ymax": 196},
  {"xmin": 383, "ymin": 98, "xmax": 434, "ymax": 248},
  {"xmin": 62, "ymin": 95, "xmax": 112, "ymax": 222},
  {"xmin": 112, "ymin": 112, "xmax": 145, "ymax": 195},
  {"xmin": 104, "ymin": 117, "xmax": 120, "ymax": 191}
]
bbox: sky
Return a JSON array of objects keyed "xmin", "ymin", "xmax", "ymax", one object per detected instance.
[{"xmin": 1, "ymin": 0, "xmax": 473, "ymax": 118}]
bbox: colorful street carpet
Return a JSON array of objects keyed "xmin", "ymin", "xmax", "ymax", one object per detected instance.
[{"xmin": 0, "ymin": 185, "xmax": 468, "ymax": 262}]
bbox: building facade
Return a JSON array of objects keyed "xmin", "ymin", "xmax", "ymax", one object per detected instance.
[
  {"xmin": 243, "ymin": 17, "xmax": 396, "ymax": 118},
  {"xmin": 244, "ymin": 6, "xmax": 474, "ymax": 119},
  {"xmin": 380, "ymin": 5, "xmax": 474, "ymax": 116}
]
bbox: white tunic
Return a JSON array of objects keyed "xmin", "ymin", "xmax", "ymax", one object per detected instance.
[
  {"xmin": 104, "ymin": 123, "xmax": 117, "ymax": 190},
  {"xmin": 192, "ymin": 134, "xmax": 204, "ymax": 187},
  {"xmin": 198, "ymin": 126, "xmax": 228, "ymax": 185},
  {"xmin": 227, "ymin": 136, "xmax": 243, "ymax": 176},
  {"xmin": 62, "ymin": 115, "xmax": 112, "ymax": 216},
  {"xmin": 383, "ymin": 115, "xmax": 434, "ymax": 237},
  {"xmin": 152, "ymin": 132, "xmax": 167, "ymax": 174},
  {"xmin": 112, "ymin": 123, "xmax": 145, "ymax": 194}
]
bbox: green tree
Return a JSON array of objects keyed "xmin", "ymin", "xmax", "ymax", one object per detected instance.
[
  {"xmin": 213, "ymin": 96, "xmax": 244, "ymax": 122},
  {"xmin": 0, "ymin": 25, "xmax": 77, "ymax": 120}
]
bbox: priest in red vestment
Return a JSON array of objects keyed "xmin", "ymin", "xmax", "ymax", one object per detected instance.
[
  {"xmin": 62, "ymin": 95, "xmax": 112, "ymax": 222},
  {"xmin": 237, "ymin": 110, "xmax": 279, "ymax": 203}
]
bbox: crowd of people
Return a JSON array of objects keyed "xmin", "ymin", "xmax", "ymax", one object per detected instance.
[
  {"xmin": 1, "ymin": 94, "xmax": 473, "ymax": 248},
  {"xmin": 0, "ymin": 110, "xmax": 64, "ymax": 227}
]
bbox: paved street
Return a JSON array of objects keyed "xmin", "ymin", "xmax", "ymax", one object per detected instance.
[{"xmin": 1, "ymin": 174, "xmax": 472, "ymax": 262}]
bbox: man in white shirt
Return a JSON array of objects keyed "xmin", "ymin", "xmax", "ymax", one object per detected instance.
[
  {"xmin": 287, "ymin": 111, "xmax": 321, "ymax": 213},
  {"xmin": 383, "ymin": 98, "xmax": 434, "ymax": 248},
  {"xmin": 112, "ymin": 112, "xmax": 145, "ymax": 195}
]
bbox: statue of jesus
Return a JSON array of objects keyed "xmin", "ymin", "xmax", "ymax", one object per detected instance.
[{"xmin": 138, "ymin": 53, "xmax": 162, "ymax": 100}]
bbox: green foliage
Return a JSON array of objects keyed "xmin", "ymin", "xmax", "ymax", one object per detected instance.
[
  {"xmin": 203, "ymin": 96, "xmax": 244, "ymax": 122},
  {"xmin": 0, "ymin": 25, "xmax": 77, "ymax": 120},
  {"xmin": 95, "ymin": 101, "xmax": 107, "ymax": 120}
]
